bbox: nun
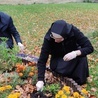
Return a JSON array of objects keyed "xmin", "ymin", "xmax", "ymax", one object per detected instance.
[
  {"xmin": 0, "ymin": 12, "xmax": 24, "ymax": 50},
  {"xmin": 36, "ymin": 20, "xmax": 94, "ymax": 91}
]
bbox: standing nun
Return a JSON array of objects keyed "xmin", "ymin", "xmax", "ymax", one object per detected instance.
[{"xmin": 36, "ymin": 20, "xmax": 94, "ymax": 91}]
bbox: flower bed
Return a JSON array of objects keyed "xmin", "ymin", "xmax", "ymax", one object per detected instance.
[
  {"xmin": 0, "ymin": 53, "xmax": 91, "ymax": 98},
  {"xmin": 16, "ymin": 53, "xmax": 90, "ymax": 98},
  {"xmin": 0, "ymin": 41, "xmax": 95, "ymax": 98}
]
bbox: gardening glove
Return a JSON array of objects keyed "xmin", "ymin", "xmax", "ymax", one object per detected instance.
[
  {"xmin": 18, "ymin": 42, "xmax": 25, "ymax": 52},
  {"xmin": 36, "ymin": 81, "xmax": 44, "ymax": 91},
  {"xmin": 63, "ymin": 51, "xmax": 77, "ymax": 61}
]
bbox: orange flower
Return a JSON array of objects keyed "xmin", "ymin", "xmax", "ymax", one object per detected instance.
[
  {"xmin": 95, "ymin": 59, "xmax": 98, "ymax": 62},
  {"xmin": 28, "ymin": 72, "xmax": 34, "ymax": 76},
  {"xmin": 32, "ymin": 62, "xmax": 36, "ymax": 66},
  {"xmin": 28, "ymin": 62, "xmax": 33, "ymax": 66},
  {"xmin": 28, "ymin": 62, "xmax": 36, "ymax": 66},
  {"xmin": 19, "ymin": 65, "xmax": 25, "ymax": 70},
  {"xmin": 31, "ymin": 67, "xmax": 35, "ymax": 71},
  {"xmin": 18, "ymin": 73, "xmax": 23, "ymax": 77},
  {"xmin": 15, "ymin": 63, "xmax": 21, "ymax": 68},
  {"xmin": 16, "ymin": 69, "xmax": 20, "ymax": 73}
]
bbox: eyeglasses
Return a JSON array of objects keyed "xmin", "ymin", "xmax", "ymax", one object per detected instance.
[
  {"xmin": 50, "ymin": 34, "xmax": 63, "ymax": 40},
  {"xmin": 50, "ymin": 34, "xmax": 54, "ymax": 39}
]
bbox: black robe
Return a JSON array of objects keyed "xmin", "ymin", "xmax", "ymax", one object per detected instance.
[
  {"xmin": 0, "ymin": 12, "xmax": 22, "ymax": 48},
  {"xmin": 37, "ymin": 20, "xmax": 94, "ymax": 85}
]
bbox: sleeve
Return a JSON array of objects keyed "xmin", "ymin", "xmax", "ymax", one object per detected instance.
[
  {"xmin": 73, "ymin": 26, "xmax": 94, "ymax": 56},
  {"xmin": 37, "ymin": 38, "xmax": 51, "ymax": 81},
  {"xmin": 7, "ymin": 17, "xmax": 22, "ymax": 44}
]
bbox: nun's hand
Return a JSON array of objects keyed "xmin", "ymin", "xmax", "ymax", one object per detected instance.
[
  {"xmin": 18, "ymin": 42, "xmax": 25, "ymax": 52},
  {"xmin": 63, "ymin": 51, "xmax": 77, "ymax": 61},
  {"xmin": 36, "ymin": 81, "xmax": 44, "ymax": 91}
]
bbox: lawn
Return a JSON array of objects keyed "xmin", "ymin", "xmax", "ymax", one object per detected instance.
[{"xmin": 0, "ymin": 3, "xmax": 98, "ymax": 97}]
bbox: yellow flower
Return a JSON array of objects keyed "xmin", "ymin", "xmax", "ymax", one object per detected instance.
[
  {"xmin": 15, "ymin": 93, "xmax": 21, "ymax": 97},
  {"xmin": 73, "ymin": 92, "xmax": 80, "ymax": 98},
  {"xmin": 8, "ymin": 94, "xmax": 18, "ymax": 98},
  {"xmin": 61, "ymin": 94, "xmax": 67, "ymax": 98},
  {"xmin": 5, "ymin": 85, "xmax": 12, "ymax": 89},
  {"xmin": 7, "ymin": 94, "xmax": 13, "ymax": 98},
  {"xmin": 55, "ymin": 94, "xmax": 60, "ymax": 98},
  {"xmin": 66, "ymin": 91, "xmax": 70, "ymax": 94},
  {"xmin": 0, "ymin": 85, "xmax": 12, "ymax": 92},
  {"xmin": 81, "ymin": 89, "xmax": 88, "ymax": 95},
  {"xmin": 80, "ymin": 95, "xmax": 85, "ymax": 98},
  {"xmin": 7, "ymin": 92, "xmax": 21, "ymax": 98},
  {"xmin": 58, "ymin": 90, "xmax": 64, "ymax": 95},
  {"xmin": 68, "ymin": 97, "xmax": 74, "ymax": 98},
  {"xmin": 0, "ymin": 87, "xmax": 5, "ymax": 91},
  {"xmin": 62, "ymin": 86, "xmax": 70, "ymax": 92}
]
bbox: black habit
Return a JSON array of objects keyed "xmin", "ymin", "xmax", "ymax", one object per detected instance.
[
  {"xmin": 37, "ymin": 20, "xmax": 94, "ymax": 85},
  {"xmin": 0, "ymin": 12, "xmax": 22, "ymax": 48}
]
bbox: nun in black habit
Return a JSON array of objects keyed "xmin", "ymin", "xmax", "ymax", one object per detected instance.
[
  {"xmin": 0, "ymin": 12, "xmax": 24, "ymax": 50},
  {"xmin": 36, "ymin": 20, "xmax": 94, "ymax": 91}
]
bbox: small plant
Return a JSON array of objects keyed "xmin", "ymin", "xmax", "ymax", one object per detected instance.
[
  {"xmin": 92, "ymin": 31, "xmax": 98, "ymax": 38},
  {"xmin": 43, "ymin": 83, "xmax": 60, "ymax": 96},
  {"xmin": 8, "ymin": 72, "xmax": 25, "ymax": 88},
  {"xmin": 83, "ymin": 0, "xmax": 92, "ymax": 3},
  {"xmin": 32, "ymin": 74, "xmax": 37, "ymax": 85},
  {"xmin": 88, "ymin": 31, "xmax": 98, "ymax": 59},
  {"xmin": 55, "ymin": 85, "xmax": 89, "ymax": 98},
  {"xmin": 15, "ymin": 62, "xmax": 37, "ymax": 79},
  {"xmin": 0, "ymin": 37, "xmax": 22, "ymax": 72},
  {"xmin": 0, "ymin": 91, "xmax": 11, "ymax": 98},
  {"xmin": 0, "ymin": 72, "xmax": 25, "ymax": 89}
]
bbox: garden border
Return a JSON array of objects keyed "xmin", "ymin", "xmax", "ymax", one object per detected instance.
[{"xmin": 17, "ymin": 53, "xmax": 86, "ymax": 97}]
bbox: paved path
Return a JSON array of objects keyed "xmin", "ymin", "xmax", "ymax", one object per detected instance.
[
  {"xmin": 0, "ymin": 0, "xmax": 97, "ymax": 5},
  {"xmin": 0, "ymin": 0, "xmax": 83, "ymax": 5}
]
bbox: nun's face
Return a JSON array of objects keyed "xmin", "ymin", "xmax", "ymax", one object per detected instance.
[
  {"xmin": 50, "ymin": 33, "xmax": 64, "ymax": 43},
  {"xmin": 54, "ymin": 38, "xmax": 64, "ymax": 43}
]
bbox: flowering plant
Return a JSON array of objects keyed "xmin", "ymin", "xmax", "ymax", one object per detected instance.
[
  {"xmin": 55, "ymin": 85, "xmax": 88, "ymax": 98},
  {"xmin": 0, "ymin": 85, "xmax": 12, "ymax": 92},
  {"xmin": 15, "ymin": 62, "xmax": 37, "ymax": 79},
  {"xmin": 7, "ymin": 92, "xmax": 21, "ymax": 98}
]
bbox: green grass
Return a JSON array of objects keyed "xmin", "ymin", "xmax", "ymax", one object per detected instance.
[
  {"xmin": 0, "ymin": 3, "xmax": 98, "ymax": 51},
  {"xmin": 0, "ymin": 3, "xmax": 98, "ymax": 97}
]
